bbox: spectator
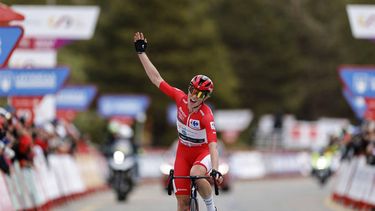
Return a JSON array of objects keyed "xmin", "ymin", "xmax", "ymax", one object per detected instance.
[
  {"xmin": 32, "ymin": 128, "xmax": 49, "ymax": 159},
  {"xmin": 0, "ymin": 111, "xmax": 14, "ymax": 174},
  {"xmin": 271, "ymin": 109, "xmax": 284, "ymax": 150},
  {"xmin": 0, "ymin": 119, "xmax": 9, "ymax": 174},
  {"xmin": 341, "ymin": 121, "xmax": 371, "ymax": 161},
  {"xmin": 366, "ymin": 141, "xmax": 375, "ymax": 165},
  {"xmin": 13, "ymin": 118, "xmax": 34, "ymax": 168},
  {"xmin": 365, "ymin": 121, "xmax": 375, "ymax": 165}
]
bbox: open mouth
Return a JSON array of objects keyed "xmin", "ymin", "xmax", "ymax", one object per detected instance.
[{"xmin": 190, "ymin": 99, "xmax": 197, "ymax": 103}]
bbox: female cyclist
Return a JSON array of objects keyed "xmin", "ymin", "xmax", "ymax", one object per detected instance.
[{"xmin": 134, "ymin": 32, "xmax": 223, "ymax": 211}]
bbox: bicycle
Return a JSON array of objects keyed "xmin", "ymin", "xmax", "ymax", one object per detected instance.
[{"xmin": 167, "ymin": 169, "xmax": 219, "ymax": 211}]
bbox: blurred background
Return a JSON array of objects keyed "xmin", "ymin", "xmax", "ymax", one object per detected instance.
[{"xmin": 0, "ymin": 0, "xmax": 375, "ymax": 210}]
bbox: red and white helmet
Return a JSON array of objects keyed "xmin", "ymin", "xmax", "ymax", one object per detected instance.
[{"xmin": 188, "ymin": 75, "xmax": 214, "ymax": 98}]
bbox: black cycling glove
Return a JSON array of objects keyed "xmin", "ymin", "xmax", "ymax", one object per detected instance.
[
  {"xmin": 210, "ymin": 169, "xmax": 223, "ymax": 179},
  {"xmin": 134, "ymin": 39, "xmax": 147, "ymax": 54}
]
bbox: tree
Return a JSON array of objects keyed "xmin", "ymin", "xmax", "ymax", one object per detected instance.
[
  {"xmin": 65, "ymin": 0, "xmax": 238, "ymax": 145},
  {"xmin": 214, "ymin": 0, "xmax": 375, "ymax": 120}
]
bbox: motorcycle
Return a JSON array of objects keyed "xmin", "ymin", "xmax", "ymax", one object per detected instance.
[
  {"xmin": 107, "ymin": 138, "xmax": 137, "ymax": 201},
  {"xmin": 310, "ymin": 150, "xmax": 333, "ymax": 186}
]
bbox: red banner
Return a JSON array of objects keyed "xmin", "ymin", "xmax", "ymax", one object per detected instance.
[
  {"xmin": 0, "ymin": 3, "xmax": 24, "ymax": 24},
  {"xmin": 9, "ymin": 96, "xmax": 43, "ymax": 124},
  {"xmin": 56, "ymin": 109, "xmax": 77, "ymax": 122},
  {"xmin": 364, "ymin": 98, "xmax": 375, "ymax": 120}
]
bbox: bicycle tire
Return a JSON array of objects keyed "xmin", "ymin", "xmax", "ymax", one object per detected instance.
[
  {"xmin": 167, "ymin": 178, "xmax": 173, "ymax": 195},
  {"xmin": 167, "ymin": 169, "xmax": 174, "ymax": 195},
  {"xmin": 190, "ymin": 198, "xmax": 199, "ymax": 211}
]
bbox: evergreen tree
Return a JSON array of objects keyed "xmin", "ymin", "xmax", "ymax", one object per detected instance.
[
  {"xmin": 70, "ymin": 0, "xmax": 238, "ymax": 145},
  {"xmin": 214, "ymin": 0, "xmax": 375, "ymax": 120}
]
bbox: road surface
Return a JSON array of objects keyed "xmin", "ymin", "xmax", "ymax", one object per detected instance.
[{"xmin": 54, "ymin": 177, "xmax": 351, "ymax": 211}]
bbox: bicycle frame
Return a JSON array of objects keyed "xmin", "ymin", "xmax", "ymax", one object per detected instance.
[{"xmin": 167, "ymin": 169, "xmax": 219, "ymax": 211}]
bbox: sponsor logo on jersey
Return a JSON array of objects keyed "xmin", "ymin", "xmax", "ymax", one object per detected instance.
[
  {"xmin": 189, "ymin": 119, "xmax": 200, "ymax": 129},
  {"xmin": 182, "ymin": 127, "xmax": 187, "ymax": 136},
  {"xmin": 210, "ymin": 121, "xmax": 216, "ymax": 130}
]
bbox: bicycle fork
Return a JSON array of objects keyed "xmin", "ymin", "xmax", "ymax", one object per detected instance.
[
  {"xmin": 190, "ymin": 179, "xmax": 198, "ymax": 200},
  {"xmin": 190, "ymin": 178, "xmax": 199, "ymax": 211}
]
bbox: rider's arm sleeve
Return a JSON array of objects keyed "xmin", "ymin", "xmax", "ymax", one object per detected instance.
[
  {"xmin": 159, "ymin": 81, "xmax": 184, "ymax": 102},
  {"xmin": 203, "ymin": 111, "xmax": 217, "ymax": 144}
]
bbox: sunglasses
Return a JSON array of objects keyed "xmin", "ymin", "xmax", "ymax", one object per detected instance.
[{"xmin": 188, "ymin": 86, "xmax": 209, "ymax": 99}]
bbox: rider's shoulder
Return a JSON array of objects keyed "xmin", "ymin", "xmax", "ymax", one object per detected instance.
[{"xmin": 200, "ymin": 104, "xmax": 214, "ymax": 116}]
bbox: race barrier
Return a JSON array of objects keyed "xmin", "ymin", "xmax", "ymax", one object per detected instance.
[
  {"xmin": 2, "ymin": 147, "xmax": 352, "ymax": 210},
  {"xmin": 331, "ymin": 156, "xmax": 375, "ymax": 210},
  {"xmin": 140, "ymin": 149, "xmax": 313, "ymax": 180},
  {"xmin": 229, "ymin": 150, "xmax": 312, "ymax": 179},
  {"xmin": 0, "ymin": 145, "xmax": 108, "ymax": 211}
]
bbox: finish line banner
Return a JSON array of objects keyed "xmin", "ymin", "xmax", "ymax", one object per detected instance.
[{"xmin": 0, "ymin": 67, "xmax": 69, "ymax": 96}]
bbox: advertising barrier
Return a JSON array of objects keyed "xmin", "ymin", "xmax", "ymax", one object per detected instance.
[
  {"xmin": 0, "ymin": 172, "xmax": 14, "ymax": 211},
  {"xmin": 0, "ymin": 146, "xmax": 108, "ymax": 210},
  {"xmin": 331, "ymin": 156, "xmax": 375, "ymax": 209}
]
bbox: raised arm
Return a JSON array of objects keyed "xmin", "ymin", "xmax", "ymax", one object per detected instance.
[{"xmin": 134, "ymin": 32, "xmax": 164, "ymax": 88}]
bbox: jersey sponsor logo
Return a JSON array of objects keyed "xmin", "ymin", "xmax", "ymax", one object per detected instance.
[
  {"xmin": 189, "ymin": 119, "xmax": 200, "ymax": 129},
  {"xmin": 177, "ymin": 120, "xmax": 207, "ymax": 146},
  {"xmin": 210, "ymin": 121, "xmax": 216, "ymax": 130},
  {"xmin": 181, "ymin": 127, "xmax": 187, "ymax": 136}
]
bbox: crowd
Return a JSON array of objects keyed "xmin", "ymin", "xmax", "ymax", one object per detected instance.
[
  {"xmin": 0, "ymin": 105, "xmax": 89, "ymax": 175},
  {"xmin": 334, "ymin": 120, "xmax": 375, "ymax": 166}
]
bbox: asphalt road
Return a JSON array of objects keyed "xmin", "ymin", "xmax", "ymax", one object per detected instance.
[{"xmin": 54, "ymin": 177, "xmax": 351, "ymax": 211}]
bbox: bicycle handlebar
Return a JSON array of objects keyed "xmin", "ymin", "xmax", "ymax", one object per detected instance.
[
  {"xmin": 173, "ymin": 175, "xmax": 211, "ymax": 179},
  {"xmin": 167, "ymin": 170, "xmax": 174, "ymax": 195},
  {"xmin": 213, "ymin": 176, "xmax": 219, "ymax": 196},
  {"xmin": 167, "ymin": 169, "xmax": 219, "ymax": 195}
]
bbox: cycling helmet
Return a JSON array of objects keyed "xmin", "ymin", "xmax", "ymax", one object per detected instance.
[{"xmin": 188, "ymin": 75, "xmax": 214, "ymax": 99}]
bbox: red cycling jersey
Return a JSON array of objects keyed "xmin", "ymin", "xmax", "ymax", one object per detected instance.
[
  {"xmin": 159, "ymin": 81, "xmax": 217, "ymax": 146},
  {"xmin": 159, "ymin": 81, "xmax": 217, "ymax": 195}
]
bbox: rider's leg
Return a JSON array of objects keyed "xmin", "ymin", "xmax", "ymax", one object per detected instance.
[
  {"xmin": 174, "ymin": 144, "xmax": 192, "ymax": 211},
  {"xmin": 190, "ymin": 165, "xmax": 216, "ymax": 211},
  {"xmin": 176, "ymin": 195, "xmax": 190, "ymax": 211},
  {"xmin": 190, "ymin": 165, "xmax": 211, "ymax": 197}
]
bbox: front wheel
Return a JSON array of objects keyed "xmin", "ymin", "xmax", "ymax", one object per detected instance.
[
  {"xmin": 190, "ymin": 198, "xmax": 199, "ymax": 211},
  {"xmin": 221, "ymin": 184, "xmax": 230, "ymax": 192},
  {"xmin": 117, "ymin": 192, "xmax": 127, "ymax": 201},
  {"xmin": 167, "ymin": 169, "xmax": 174, "ymax": 195}
]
